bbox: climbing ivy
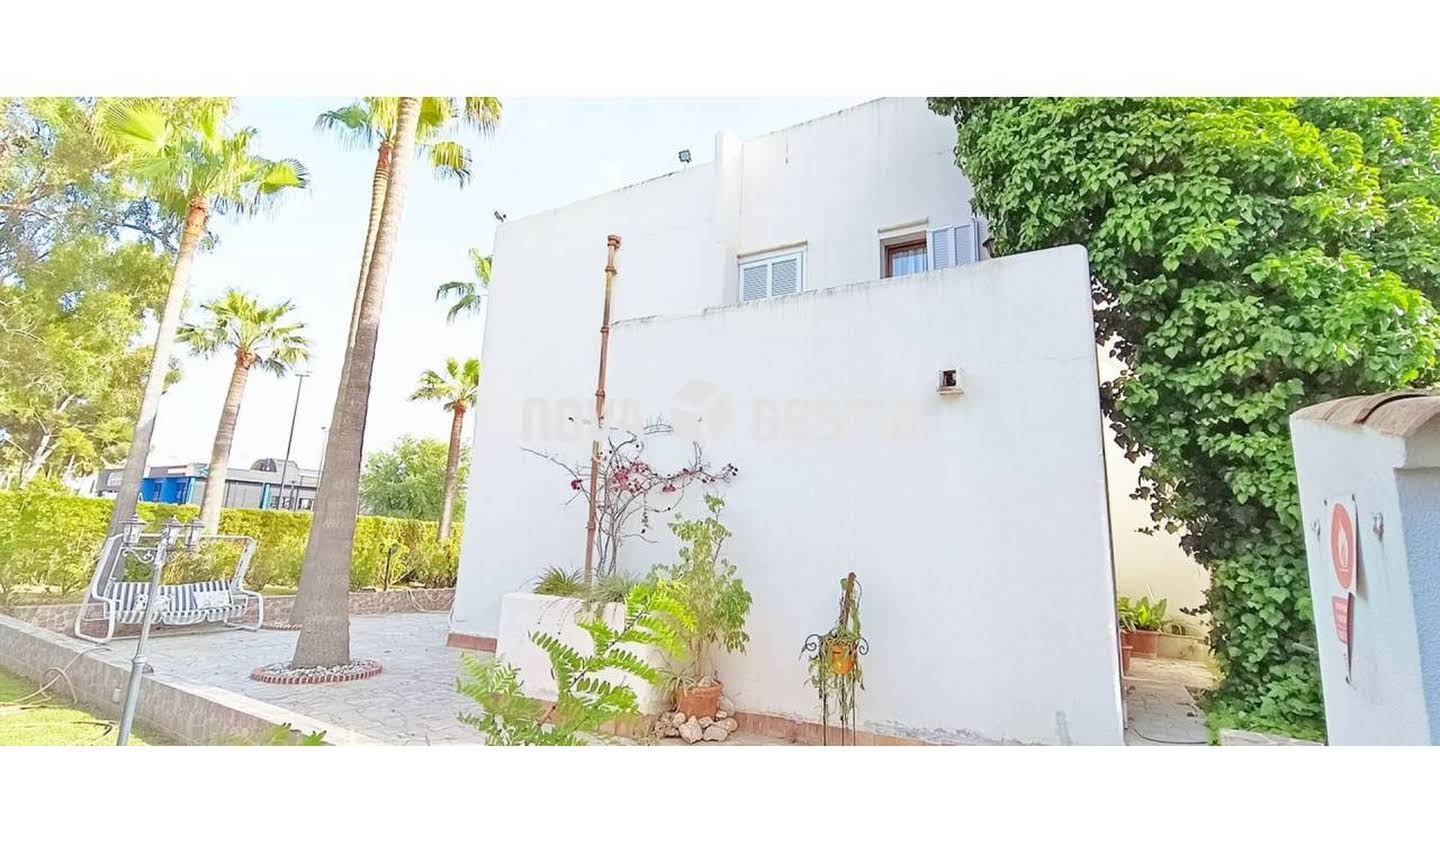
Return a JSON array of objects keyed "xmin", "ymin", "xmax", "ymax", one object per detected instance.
[{"xmin": 930, "ymin": 98, "xmax": 1440, "ymax": 738}]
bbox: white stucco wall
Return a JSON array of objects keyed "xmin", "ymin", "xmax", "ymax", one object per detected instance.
[
  {"xmin": 1291, "ymin": 411, "xmax": 1440, "ymax": 744},
  {"xmin": 1098, "ymin": 352, "xmax": 1210, "ymax": 620},
  {"xmin": 456, "ymin": 243, "xmax": 1125, "ymax": 744},
  {"xmin": 448, "ymin": 98, "xmax": 1210, "ymax": 742}
]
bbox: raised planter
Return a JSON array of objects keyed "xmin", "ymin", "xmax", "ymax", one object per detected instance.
[{"xmin": 495, "ymin": 592, "xmax": 669, "ymax": 715}]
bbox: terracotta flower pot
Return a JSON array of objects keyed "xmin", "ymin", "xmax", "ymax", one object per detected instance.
[
  {"xmin": 1128, "ymin": 629, "xmax": 1160, "ymax": 659},
  {"xmin": 674, "ymin": 681, "xmax": 724, "ymax": 719},
  {"xmin": 830, "ymin": 642, "xmax": 856, "ymax": 676},
  {"xmin": 1121, "ymin": 643, "xmax": 1134, "ymax": 675}
]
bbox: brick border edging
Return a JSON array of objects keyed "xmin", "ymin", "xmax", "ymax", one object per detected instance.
[
  {"xmin": 446, "ymin": 631, "xmax": 496, "ymax": 652},
  {"xmin": 250, "ymin": 660, "xmax": 383, "ymax": 685}
]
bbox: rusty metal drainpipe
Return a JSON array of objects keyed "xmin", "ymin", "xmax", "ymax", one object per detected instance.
[{"xmin": 583, "ymin": 234, "xmax": 621, "ymax": 585}]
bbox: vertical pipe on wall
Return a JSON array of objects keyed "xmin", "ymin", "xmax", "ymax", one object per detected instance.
[{"xmin": 582, "ymin": 235, "xmax": 622, "ymax": 584}]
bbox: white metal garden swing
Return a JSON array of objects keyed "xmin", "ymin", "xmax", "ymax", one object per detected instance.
[{"xmin": 73, "ymin": 517, "xmax": 265, "ymax": 644}]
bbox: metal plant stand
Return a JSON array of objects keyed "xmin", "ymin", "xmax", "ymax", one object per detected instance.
[{"xmin": 801, "ymin": 573, "xmax": 868, "ymax": 746}]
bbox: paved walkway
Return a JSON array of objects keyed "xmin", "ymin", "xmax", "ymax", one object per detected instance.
[
  {"xmin": 142, "ymin": 612, "xmax": 486, "ymax": 745},
  {"xmin": 1123, "ymin": 657, "xmax": 1215, "ymax": 746},
  {"xmin": 142, "ymin": 614, "xmax": 1216, "ymax": 746}
]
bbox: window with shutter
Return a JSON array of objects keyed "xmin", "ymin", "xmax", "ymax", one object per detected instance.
[
  {"xmin": 769, "ymin": 256, "xmax": 799, "ymax": 295},
  {"xmin": 738, "ymin": 249, "xmax": 805, "ymax": 302},
  {"xmin": 927, "ymin": 222, "xmax": 980, "ymax": 271}
]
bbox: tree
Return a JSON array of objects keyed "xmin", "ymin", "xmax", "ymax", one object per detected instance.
[
  {"xmin": 96, "ymin": 100, "xmax": 308, "ymax": 544},
  {"xmin": 291, "ymin": 97, "xmax": 422, "ymax": 669},
  {"xmin": 359, "ymin": 435, "xmax": 467, "ymax": 521},
  {"xmin": 315, "ymin": 97, "xmax": 501, "ymax": 352},
  {"xmin": 178, "ymin": 290, "xmax": 310, "ymax": 533},
  {"xmin": 1, "ymin": 97, "xmax": 215, "ymax": 279},
  {"xmin": 0, "ymin": 236, "xmax": 172, "ymax": 485},
  {"xmin": 409, "ymin": 357, "xmax": 479, "ymax": 539},
  {"xmin": 930, "ymin": 97, "xmax": 1440, "ymax": 738},
  {"xmin": 435, "ymin": 248, "xmax": 492, "ymax": 322}
]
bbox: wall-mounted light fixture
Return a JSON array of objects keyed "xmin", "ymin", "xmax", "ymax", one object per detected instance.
[
  {"xmin": 678, "ymin": 149, "xmax": 692, "ymax": 165},
  {"xmin": 937, "ymin": 368, "xmax": 964, "ymax": 395}
]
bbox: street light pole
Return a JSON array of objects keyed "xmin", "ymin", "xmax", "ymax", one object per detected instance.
[{"xmin": 276, "ymin": 371, "xmax": 309, "ymax": 510}]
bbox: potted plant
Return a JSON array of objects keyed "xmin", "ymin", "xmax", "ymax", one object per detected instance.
[
  {"xmin": 1117, "ymin": 595, "xmax": 1166, "ymax": 659},
  {"xmin": 1115, "ymin": 602, "xmax": 1135, "ymax": 674},
  {"xmin": 803, "ymin": 573, "xmax": 867, "ymax": 744},
  {"xmin": 653, "ymin": 495, "xmax": 751, "ymax": 720}
]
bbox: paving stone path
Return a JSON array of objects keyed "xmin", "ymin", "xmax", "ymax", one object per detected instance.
[
  {"xmin": 1122, "ymin": 657, "xmax": 1215, "ymax": 746},
  {"xmin": 142, "ymin": 612, "xmax": 486, "ymax": 744}
]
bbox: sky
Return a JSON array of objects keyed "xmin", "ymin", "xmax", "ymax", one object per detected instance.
[{"xmin": 152, "ymin": 97, "xmax": 867, "ymax": 471}]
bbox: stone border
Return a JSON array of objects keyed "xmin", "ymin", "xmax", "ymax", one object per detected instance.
[
  {"xmin": 251, "ymin": 659, "xmax": 383, "ymax": 685},
  {"xmin": 0, "ymin": 614, "xmax": 377, "ymax": 745}
]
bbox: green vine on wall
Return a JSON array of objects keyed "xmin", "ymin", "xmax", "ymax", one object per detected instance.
[{"xmin": 930, "ymin": 97, "xmax": 1440, "ymax": 739}]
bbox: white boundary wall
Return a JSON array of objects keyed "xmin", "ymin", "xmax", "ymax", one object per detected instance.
[{"xmin": 455, "ymin": 246, "xmax": 1125, "ymax": 744}]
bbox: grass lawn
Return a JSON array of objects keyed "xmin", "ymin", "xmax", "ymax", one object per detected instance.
[{"xmin": 0, "ymin": 667, "xmax": 168, "ymax": 746}]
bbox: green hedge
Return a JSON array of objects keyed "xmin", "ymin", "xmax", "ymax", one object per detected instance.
[{"xmin": 0, "ymin": 489, "xmax": 459, "ymax": 600}]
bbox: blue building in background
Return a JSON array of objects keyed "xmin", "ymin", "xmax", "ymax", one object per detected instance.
[{"xmin": 129, "ymin": 458, "xmax": 319, "ymax": 511}]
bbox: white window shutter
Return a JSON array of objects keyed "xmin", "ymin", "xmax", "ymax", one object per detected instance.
[
  {"xmin": 953, "ymin": 222, "xmax": 977, "ymax": 266},
  {"xmin": 741, "ymin": 263, "xmax": 769, "ymax": 302},
  {"xmin": 770, "ymin": 256, "xmax": 800, "ymax": 296},
  {"xmin": 929, "ymin": 226, "xmax": 955, "ymax": 270}
]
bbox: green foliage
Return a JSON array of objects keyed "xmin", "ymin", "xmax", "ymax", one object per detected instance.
[
  {"xmin": 931, "ymin": 97, "xmax": 1440, "ymax": 738},
  {"xmin": 651, "ymin": 495, "xmax": 752, "ymax": 688},
  {"xmin": 226, "ymin": 723, "xmax": 327, "ymax": 746},
  {"xmin": 533, "ymin": 566, "xmax": 585, "ymax": 597},
  {"xmin": 457, "ymin": 580, "xmax": 692, "ymax": 745},
  {"xmin": 805, "ymin": 575, "xmax": 865, "ymax": 734},
  {"xmin": 178, "ymin": 289, "xmax": 310, "ymax": 376},
  {"xmin": 0, "ymin": 488, "xmax": 457, "ymax": 598},
  {"xmin": 359, "ymin": 435, "xmax": 468, "ymax": 522},
  {"xmin": 0, "ymin": 183, "xmax": 177, "ymax": 482},
  {"xmin": 533, "ymin": 567, "xmax": 641, "ymax": 608},
  {"xmin": 1117, "ymin": 596, "xmax": 1168, "ymax": 632},
  {"xmin": 435, "ymin": 248, "xmax": 493, "ymax": 322}
]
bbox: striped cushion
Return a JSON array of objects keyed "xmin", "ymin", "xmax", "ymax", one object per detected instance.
[{"xmin": 105, "ymin": 580, "xmax": 239, "ymax": 625}]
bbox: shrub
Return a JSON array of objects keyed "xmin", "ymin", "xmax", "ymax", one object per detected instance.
[
  {"xmin": 0, "ymin": 489, "xmax": 458, "ymax": 596},
  {"xmin": 651, "ymin": 494, "xmax": 751, "ymax": 690}
]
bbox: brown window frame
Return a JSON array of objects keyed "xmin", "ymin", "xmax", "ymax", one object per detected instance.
[{"xmin": 883, "ymin": 238, "xmax": 928, "ymax": 279}]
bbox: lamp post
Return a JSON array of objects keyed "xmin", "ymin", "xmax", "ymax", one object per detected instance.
[
  {"xmin": 115, "ymin": 515, "xmax": 200, "ymax": 745},
  {"xmin": 276, "ymin": 370, "xmax": 309, "ymax": 510}
]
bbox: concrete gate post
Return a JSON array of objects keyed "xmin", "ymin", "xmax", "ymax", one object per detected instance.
[{"xmin": 1290, "ymin": 391, "xmax": 1440, "ymax": 744}]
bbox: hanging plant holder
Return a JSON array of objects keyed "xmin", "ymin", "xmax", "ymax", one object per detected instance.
[{"xmin": 801, "ymin": 572, "xmax": 868, "ymax": 745}]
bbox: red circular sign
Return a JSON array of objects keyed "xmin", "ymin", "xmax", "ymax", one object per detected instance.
[{"xmin": 1330, "ymin": 502, "xmax": 1356, "ymax": 590}]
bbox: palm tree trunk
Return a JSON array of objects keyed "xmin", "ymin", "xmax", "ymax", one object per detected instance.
[
  {"xmin": 198, "ymin": 351, "xmax": 254, "ymax": 534},
  {"xmin": 287, "ymin": 143, "xmax": 390, "ymax": 631},
  {"xmin": 345, "ymin": 141, "xmax": 392, "ymax": 355},
  {"xmin": 438, "ymin": 405, "xmax": 464, "ymax": 541},
  {"xmin": 103, "ymin": 197, "xmax": 208, "ymax": 577},
  {"xmin": 291, "ymin": 99, "xmax": 421, "ymax": 669}
]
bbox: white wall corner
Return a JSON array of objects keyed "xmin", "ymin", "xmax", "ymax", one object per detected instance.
[{"xmin": 712, "ymin": 130, "xmax": 744, "ymax": 305}]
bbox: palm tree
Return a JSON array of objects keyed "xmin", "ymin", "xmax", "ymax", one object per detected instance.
[
  {"xmin": 435, "ymin": 248, "xmax": 492, "ymax": 322},
  {"xmin": 179, "ymin": 291, "xmax": 310, "ymax": 534},
  {"xmin": 315, "ymin": 97, "xmax": 501, "ymax": 352},
  {"xmin": 98, "ymin": 100, "xmax": 308, "ymax": 548},
  {"xmin": 410, "ymin": 357, "xmax": 480, "ymax": 540},
  {"xmin": 291, "ymin": 97, "xmax": 423, "ymax": 669}
]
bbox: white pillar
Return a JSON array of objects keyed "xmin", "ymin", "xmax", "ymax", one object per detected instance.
[
  {"xmin": 1290, "ymin": 392, "xmax": 1440, "ymax": 744},
  {"xmin": 711, "ymin": 130, "xmax": 743, "ymax": 305}
]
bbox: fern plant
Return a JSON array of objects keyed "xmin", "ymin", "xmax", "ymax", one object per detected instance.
[{"xmin": 458, "ymin": 580, "xmax": 693, "ymax": 745}]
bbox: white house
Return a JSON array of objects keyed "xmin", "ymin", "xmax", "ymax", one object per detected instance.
[{"xmin": 451, "ymin": 98, "xmax": 1190, "ymax": 744}]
